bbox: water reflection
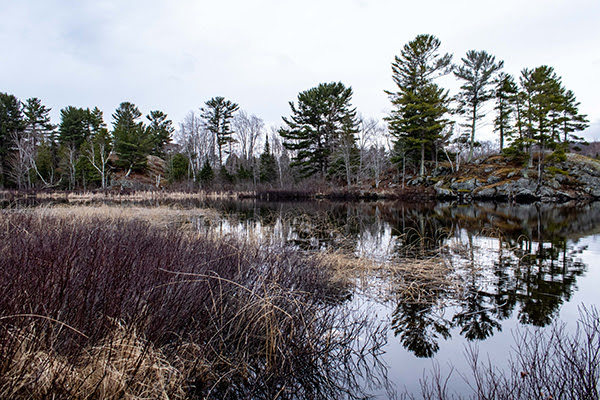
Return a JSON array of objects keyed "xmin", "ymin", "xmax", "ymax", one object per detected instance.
[{"xmin": 208, "ymin": 200, "xmax": 597, "ymax": 357}]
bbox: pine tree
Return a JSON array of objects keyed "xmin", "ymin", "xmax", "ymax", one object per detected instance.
[
  {"xmin": 515, "ymin": 66, "xmax": 589, "ymax": 180},
  {"xmin": 198, "ymin": 159, "xmax": 214, "ymax": 185},
  {"xmin": 23, "ymin": 98, "xmax": 54, "ymax": 143},
  {"xmin": 200, "ymin": 97, "xmax": 239, "ymax": 166},
  {"xmin": 558, "ymin": 89, "xmax": 589, "ymax": 145},
  {"xmin": 259, "ymin": 135, "xmax": 278, "ymax": 183},
  {"xmin": 22, "ymin": 98, "xmax": 56, "ymax": 186},
  {"xmin": 454, "ymin": 50, "xmax": 504, "ymax": 161},
  {"xmin": 493, "ymin": 72, "xmax": 518, "ymax": 151},
  {"xmin": 0, "ymin": 93, "xmax": 25, "ymax": 187},
  {"xmin": 385, "ymin": 34, "xmax": 453, "ymax": 177},
  {"xmin": 59, "ymin": 106, "xmax": 91, "ymax": 149},
  {"xmin": 280, "ymin": 82, "xmax": 358, "ymax": 179},
  {"xmin": 112, "ymin": 102, "xmax": 151, "ymax": 175},
  {"xmin": 146, "ymin": 110, "xmax": 174, "ymax": 156}
]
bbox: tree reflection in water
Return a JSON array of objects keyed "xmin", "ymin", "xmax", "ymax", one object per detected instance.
[{"xmin": 203, "ymin": 200, "xmax": 597, "ymax": 358}]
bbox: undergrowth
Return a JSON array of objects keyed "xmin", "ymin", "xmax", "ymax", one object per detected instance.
[{"xmin": 0, "ymin": 211, "xmax": 386, "ymax": 399}]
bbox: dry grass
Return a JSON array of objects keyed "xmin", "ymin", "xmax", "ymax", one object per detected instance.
[
  {"xmin": 31, "ymin": 190, "xmax": 254, "ymax": 202},
  {"xmin": 3, "ymin": 321, "xmax": 185, "ymax": 400},
  {"xmin": 0, "ymin": 209, "xmax": 386, "ymax": 399},
  {"xmin": 31, "ymin": 203, "xmax": 221, "ymax": 230}
]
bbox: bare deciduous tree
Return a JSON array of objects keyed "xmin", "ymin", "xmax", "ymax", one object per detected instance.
[
  {"xmin": 177, "ymin": 111, "xmax": 212, "ymax": 181},
  {"xmin": 233, "ymin": 110, "xmax": 263, "ymax": 165}
]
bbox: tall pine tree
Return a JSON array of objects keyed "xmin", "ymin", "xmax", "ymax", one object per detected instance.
[
  {"xmin": 454, "ymin": 50, "xmax": 504, "ymax": 161},
  {"xmin": 493, "ymin": 72, "xmax": 518, "ymax": 151},
  {"xmin": 146, "ymin": 110, "xmax": 174, "ymax": 157},
  {"xmin": 259, "ymin": 135, "xmax": 278, "ymax": 183},
  {"xmin": 112, "ymin": 102, "xmax": 151, "ymax": 175},
  {"xmin": 280, "ymin": 82, "xmax": 358, "ymax": 179},
  {"xmin": 385, "ymin": 34, "xmax": 453, "ymax": 177},
  {"xmin": 200, "ymin": 97, "xmax": 239, "ymax": 166},
  {"xmin": 0, "ymin": 93, "xmax": 24, "ymax": 187}
]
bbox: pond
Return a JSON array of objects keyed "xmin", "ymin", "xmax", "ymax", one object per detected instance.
[
  {"xmin": 3, "ymin": 195, "xmax": 599, "ymax": 397},
  {"xmin": 195, "ymin": 199, "xmax": 600, "ymax": 396}
]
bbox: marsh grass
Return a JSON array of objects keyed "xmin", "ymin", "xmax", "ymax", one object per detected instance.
[{"xmin": 0, "ymin": 210, "xmax": 387, "ymax": 399}]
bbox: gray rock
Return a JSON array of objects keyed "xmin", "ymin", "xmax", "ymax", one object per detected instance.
[
  {"xmin": 473, "ymin": 187, "xmax": 497, "ymax": 198},
  {"xmin": 451, "ymin": 178, "xmax": 481, "ymax": 192},
  {"xmin": 435, "ymin": 186, "xmax": 455, "ymax": 198},
  {"xmin": 487, "ymin": 175, "xmax": 501, "ymax": 185}
]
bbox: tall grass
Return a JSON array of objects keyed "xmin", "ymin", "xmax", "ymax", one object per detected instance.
[{"xmin": 0, "ymin": 211, "xmax": 386, "ymax": 399}]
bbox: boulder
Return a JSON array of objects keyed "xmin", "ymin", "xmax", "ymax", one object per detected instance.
[{"xmin": 451, "ymin": 178, "xmax": 481, "ymax": 192}]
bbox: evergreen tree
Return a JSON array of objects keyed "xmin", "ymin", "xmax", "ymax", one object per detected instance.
[
  {"xmin": 280, "ymin": 82, "xmax": 358, "ymax": 178},
  {"xmin": 112, "ymin": 102, "xmax": 151, "ymax": 175},
  {"xmin": 454, "ymin": 50, "xmax": 504, "ymax": 161},
  {"xmin": 200, "ymin": 97, "xmax": 239, "ymax": 166},
  {"xmin": 0, "ymin": 93, "xmax": 24, "ymax": 186},
  {"xmin": 259, "ymin": 135, "xmax": 278, "ymax": 183},
  {"xmin": 558, "ymin": 89, "xmax": 589, "ymax": 145},
  {"xmin": 23, "ymin": 98, "xmax": 56, "ymax": 186},
  {"xmin": 58, "ymin": 106, "xmax": 90, "ymax": 149},
  {"xmin": 515, "ymin": 66, "xmax": 589, "ymax": 179},
  {"xmin": 198, "ymin": 159, "xmax": 214, "ymax": 185},
  {"xmin": 169, "ymin": 153, "xmax": 190, "ymax": 182},
  {"xmin": 385, "ymin": 34, "xmax": 453, "ymax": 177},
  {"xmin": 23, "ymin": 98, "xmax": 55, "ymax": 143},
  {"xmin": 493, "ymin": 73, "xmax": 518, "ymax": 151},
  {"xmin": 146, "ymin": 110, "xmax": 174, "ymax": 156}
]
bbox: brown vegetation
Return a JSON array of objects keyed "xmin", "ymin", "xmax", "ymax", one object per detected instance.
[{"xmin": 0, "ymin": 209, "xmax": 386, "ymax": 399}]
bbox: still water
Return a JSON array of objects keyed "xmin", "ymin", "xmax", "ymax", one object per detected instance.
[{"xmin": 197, "ymin": 200, "xmax": 600, "ymax": 397}]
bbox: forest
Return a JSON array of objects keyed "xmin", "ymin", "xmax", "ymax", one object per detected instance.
[{"xmin": 0, "ymin": 34, "xmax": 591, "ymax": 192}]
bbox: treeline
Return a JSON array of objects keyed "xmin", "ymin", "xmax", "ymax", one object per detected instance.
[
  {"xmin": 0, "ymin": 98, "xmax": 174, "ymax": 190},
  {"xmin": 0, "ymin": 34, "xmax": 590, "ymax": 190}
]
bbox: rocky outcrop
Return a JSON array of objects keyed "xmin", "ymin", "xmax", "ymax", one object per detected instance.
[{"xmin": 431, "ymin": 154, "xmax": 600, "ymax": 203}]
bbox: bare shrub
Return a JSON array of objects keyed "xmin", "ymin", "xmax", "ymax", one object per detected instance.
[
  {"xmin": 404, "ymin": 306, "xmax": 600, "ymax": 399},
  {"xmin": 0, "ymin": 211, "xmax": 387, "ymax": 399}
]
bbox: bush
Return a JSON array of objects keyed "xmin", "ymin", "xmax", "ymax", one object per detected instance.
[
  {"xmin": 0, "ymin": 211, "xmax": 384, "ymax": 399},
  {"xmin": 406, "ymin": 306, "xmax": 600, "ymax": 400}
]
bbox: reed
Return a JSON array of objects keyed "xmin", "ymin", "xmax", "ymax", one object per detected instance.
[{"xmin": 0, "ymin": 210, "xmax": 386, "ymax": 399}]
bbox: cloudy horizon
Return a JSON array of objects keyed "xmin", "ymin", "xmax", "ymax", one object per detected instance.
[{"xmin": 2, "ymin": 0, "xmax": 599, "ymax": 142}]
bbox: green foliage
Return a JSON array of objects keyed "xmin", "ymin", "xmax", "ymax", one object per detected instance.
[
  {"xmin": 35, "ymin": 141, "xmax": 58, "ymax": 185},
  {"xmin": 501, "ymin": 143, "xmax": 528, "ymax": 165},
  {"xmin": 198, "ymin": 159, "xmax": 214, "ymax": 185},
  {"xmin": 493, "ymin": 72, "xmax": 518, "ymax": 150},
  {"xmin": 0, "ymin": 93, "xmax": 24, "ymax": 186},
  {"xmin": 236, "ymin": 164, "xmax": 254, "ymax": 181},
  {"xmin": 169, "ymin": 153, "xmax": 189, "ymax": 182},
  {"xmin": 23, "ymin": 97, "xmax": 55, "ymax": 142},
  {"xmin": 201, "ymin": 97, "xmax": 239, "ymax": 165},
  {"xmin": 546, "ymin": 147, "xmax": 567, "ymax": 163},
  {"xmin": 112, "ymin": 102, "xmax": 152, "ymax": 174},
  {"xmin": 546, "ymin": 166, "xmax": 569, "ymax": 176},
  {"xmin": 146, "ymin": 110, "xmax": 174, "ymax": 157},
  {"xmin": 501, "ymin": 66, "xmax": 589, "ymax": 168},
  {"xmin": 280, "ymin": 82, "xmax": 358, "ymax": 179},
  {"xmin": 454, "ymin": 50, "xmax": 504, "ymax": 161},
  {"xmin": 259, "ymin": 136, "xmax": 278, "ymax": 183},
  {"xmin": 59, "ymin": 106, "xmax": 91, "ymax": 149},
  {"xmin": 386, "ymin": 34, "xmax": 453, "ymax": 177},
  {"xmin": 218, "ymin": 165, "xmax": 235, "ymax": 184}
]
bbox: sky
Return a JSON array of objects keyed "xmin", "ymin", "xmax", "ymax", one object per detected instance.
[{"xmin": 1, "ymin": 0, "xmax": 599, "ymax": 142}]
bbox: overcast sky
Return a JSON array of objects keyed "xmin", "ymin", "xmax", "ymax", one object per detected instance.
[{"xmin": 2, "ymin": 0, "xmax": 599, "ymax": 142}]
